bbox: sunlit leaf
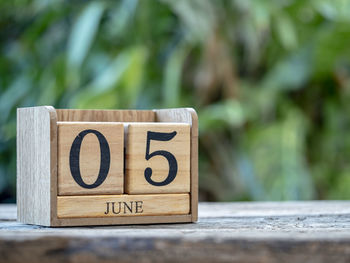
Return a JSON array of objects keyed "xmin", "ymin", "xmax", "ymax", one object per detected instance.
[
  {"xmin": 67, "ymin": 2, "xmax": 105, "ymax": 69},
  {"xmin": 119, "ymin": 46, "xmax": 148, "ymax": 108},
  {"xmin": 163, "ymin": 43, "xmax": 189, "ymax": 107},
  {"xmin": 107, "ymin": 0, "xmax": 138, "ymax": 37},
  {"xmin": 199, "ymin": 100, "xmax": 245, "ymax": 132},
  {"xmin": 274, "ymin": 12, "xmax": 298, "ymax": 50},
  {"xmin": 70, "ymin": 50, "xmax": 132, "ymax": 108}
]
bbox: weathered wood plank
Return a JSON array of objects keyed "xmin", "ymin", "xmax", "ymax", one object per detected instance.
[{"xmin": 1, "ymin": 202, "xmax": 350, "ymax": 263}]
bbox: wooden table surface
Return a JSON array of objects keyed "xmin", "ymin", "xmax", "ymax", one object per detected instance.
[{"xmin": 1, "ymin": 201, "xmax": 350, "ymax": 263}]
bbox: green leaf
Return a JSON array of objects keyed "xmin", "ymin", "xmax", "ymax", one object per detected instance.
[
  {"xmin": 199, "ymin": 100, "xmax": 245, "ymax": 132},
  {"xmin": 119, "ymin": 46, "xmax": 148, "ymax": 108},
  {"xmin": 0, "ymin": 76, "xmax": 31, "ymax": 123},
  {"xmin": 274, "ymin": 12, "xmax": 298, "ymax": 50},
  {"xmin": 162, "ymin": 43, "xmax": 189, "ymax": 107},
  {"xmin": 70, "ymin": 50, "xmax": 132, "ymax": 108},
  {"xmin": 67, "ymin": 2, "xmax": 105, "ymax": 69},
  {"xmin": 263, "ymin": 47, "xmax": 312, "ymax": 91},
  {"xmin": 312, "ymin": 23, "xmax": 350, "ymax": 79}
]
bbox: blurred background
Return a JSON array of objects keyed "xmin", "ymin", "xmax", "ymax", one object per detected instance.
[{"xmin": 1, "ymin": 0, "xmax": 350, "ymax": 203}]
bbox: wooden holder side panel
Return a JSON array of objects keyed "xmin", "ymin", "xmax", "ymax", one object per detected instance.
[
  {"xmin": 154, "ymin": 108, "xmax": 198, "ymax": 222},
  {"xmin": 17, "ymin": 106, "xmax": 57, "ymax": 226},
  {"xmin": 188, "ymin": 108, "xmax": 198, "ymax": 222},
  {"xmin": 56, "ymin": 109, "xmax": 155, "ymax": 122}
]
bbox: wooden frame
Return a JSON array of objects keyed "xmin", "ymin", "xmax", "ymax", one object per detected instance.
[{"xmin": 17, "ymin": 106, "xmax": 198, "ymax": 226}]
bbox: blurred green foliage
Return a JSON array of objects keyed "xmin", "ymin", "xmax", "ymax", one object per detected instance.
[{"xmin": 1, "ymin": 0, "xmax": 350, "ymax": 202}]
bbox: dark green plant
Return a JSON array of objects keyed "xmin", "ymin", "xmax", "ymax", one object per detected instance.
[{"xmin": 1, "ymin": 0, "xmax": 350, "ymax": 202}]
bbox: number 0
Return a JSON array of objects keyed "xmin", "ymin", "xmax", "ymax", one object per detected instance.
[
  {"xmin": 69, "ymin": 129, "xmax": 110, "ymax": 189},
  {"xmin": 144, "ymin": 131, "xmax": 178, "ymax": 186}
]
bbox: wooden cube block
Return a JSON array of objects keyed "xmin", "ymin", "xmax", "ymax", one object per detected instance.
[
  {"xmin": 58, "ymin": 122, "xmax": 124, "ymax": 195},
  {"xmin": 125, "ymin": 123, "xmax": 191, "ymax": 194}
]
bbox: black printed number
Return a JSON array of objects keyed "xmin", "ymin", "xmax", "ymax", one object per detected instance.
[
  {"xmin": 69, "ymin": 129, "xmax": 110, "ymax": 189},
  {"xmin": 144, "ymin": 131, "xmax": 178, "ymax": 186}
]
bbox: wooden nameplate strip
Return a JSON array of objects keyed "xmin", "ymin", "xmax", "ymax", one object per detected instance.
[{"xmin": 57, "ymin": 194, "xmax": 190, "ymax": 218}]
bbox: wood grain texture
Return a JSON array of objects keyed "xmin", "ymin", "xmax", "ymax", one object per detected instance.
[
  {"xmin": 154, "ymin": 108, "xmax": 198, "ymax": 222},
  {"xmin": 57, "ymin": 122, "xmax": 124, "ymax": 195},
  {"xmin": 2, "ymin": 202, "xmax": 350, "ymax": 263},
  {"xmin": 125, "ymin": 123, "xmax": 190, "ymax": 194},
  {"xmin": 57, "ymin": 194, "xmax": 190, "ymax": 218},
  {"xmin": 17, "ymin": 106, "xmax": 57, "ymax": 226},
  {"xmin": 56, "ymin": 109, "xmax": 155, "ymax": 122}
]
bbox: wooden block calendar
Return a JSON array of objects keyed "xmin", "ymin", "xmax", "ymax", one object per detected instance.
[{"xmin": 17, "ymin": 106, "xmax": 198, "ymax": 226}]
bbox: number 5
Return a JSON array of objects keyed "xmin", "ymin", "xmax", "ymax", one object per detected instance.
[{"xmin": 144, "ymin": 131, "xmax": 178, "ymax": 186}]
